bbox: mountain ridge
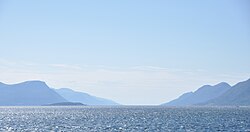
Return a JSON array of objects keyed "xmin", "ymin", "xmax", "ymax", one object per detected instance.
[
  {"xmin": 0, "ymin": 80, "xmax": 67, "ymax": 106},
  {"xmin": 204, "ymin": 78, "xmax": 250, "ymax": 106},
  {"xmin": 163, "ymin": 78, "xmax": 250, "ymax": 106},
  {"xmin": 0, "ymin": 81, "xmax": 119, "ymax": 106},
  {"xmin": 54, "ymin": 88, "xmax": 119, "ymax": 105},
  {"xmin": 162, "ymin": 82, "xmax": 231, "ymax": 106}
]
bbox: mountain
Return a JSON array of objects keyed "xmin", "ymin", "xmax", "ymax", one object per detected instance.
[
  {"xmin": 0, "ymin": 81, "xmax": 67, "ymax": 106},
  {"xmin": 54, "ymin": 88, "xmax": 119, "ymax": 105},
  {"xmin": 204, "ymin": 79, "xmax": 250, "ymax": 106},
  {"xmin": 162, "ymin": 82, "xmax": 231, "ymax": 106}
]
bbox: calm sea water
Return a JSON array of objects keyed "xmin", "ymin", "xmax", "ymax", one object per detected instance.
[{"xmin": 0, "ymin": 106, "xmax": 249, "ymax": 131}]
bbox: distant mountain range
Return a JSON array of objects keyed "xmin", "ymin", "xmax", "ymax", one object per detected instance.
[
  {"xmin": 1, "ymin": 78, "xmax": 249, "ymax": 106},
  {"xmin": 162, "ymin": 78, "xmax": 250, "ymax": 106},
  {"xmin": 54, "ymin": 88, "xmax": 119, "ymax": 105},
  {"xmin": 0, "ymin": 81, "xmax": 119, "ymax": 106}
]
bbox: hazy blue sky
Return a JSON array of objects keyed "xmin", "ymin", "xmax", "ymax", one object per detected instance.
[{"xmin": 0, "ymin": 0, "xmax": 249, "ymax": 104}]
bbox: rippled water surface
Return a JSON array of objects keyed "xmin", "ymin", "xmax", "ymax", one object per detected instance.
[{"xmin": 0, "ymin": 106, "xmax": 250, "ymax": 131}]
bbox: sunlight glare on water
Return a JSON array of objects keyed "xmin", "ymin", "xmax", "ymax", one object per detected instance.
[{"xmin": 0, "ymin": 106, "xmax": 250, "ymax": 131}]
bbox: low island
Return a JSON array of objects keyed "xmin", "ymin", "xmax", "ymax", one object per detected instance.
[{"xmin": 45, "ymin": 102, "xmax": 86, "ymax": 106}]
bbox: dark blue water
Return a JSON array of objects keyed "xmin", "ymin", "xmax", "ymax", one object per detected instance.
[{"xmin": 0, "ymin": 106, "xmax": 249, "ymax": 131}]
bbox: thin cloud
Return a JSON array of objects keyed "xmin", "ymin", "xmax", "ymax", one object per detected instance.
[
  {"xmin": 49, "ymin": 64, "xmax": 83, "ymax": 70},
  {"xmin": 130, "ymin": 66, "xmax": 170, "ymax": 71}
]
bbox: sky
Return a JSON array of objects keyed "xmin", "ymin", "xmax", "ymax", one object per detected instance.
[{"xmin": 0, "ymin": 0, "xmax": 249, "ymax": 105}]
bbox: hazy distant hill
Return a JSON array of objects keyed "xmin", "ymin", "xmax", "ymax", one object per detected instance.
[
  {"xmin": 55, "ymin": 88, "xmax": 119, "ymax": 105},
  {"xmin": 0, "ymin": 81, "xmax": 67, "ymax": 106},
  {"xmin": 162, "ymin": 82, "xmax": 231, "ymax": 106},
  {"xmin": 204, "ymin": 79, "xmax": 250, "ymax": 106}
]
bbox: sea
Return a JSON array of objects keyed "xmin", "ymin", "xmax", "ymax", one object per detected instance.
[{"xmin": 0, "ymin": 106, "xmax": 249, "ymax": 131}]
